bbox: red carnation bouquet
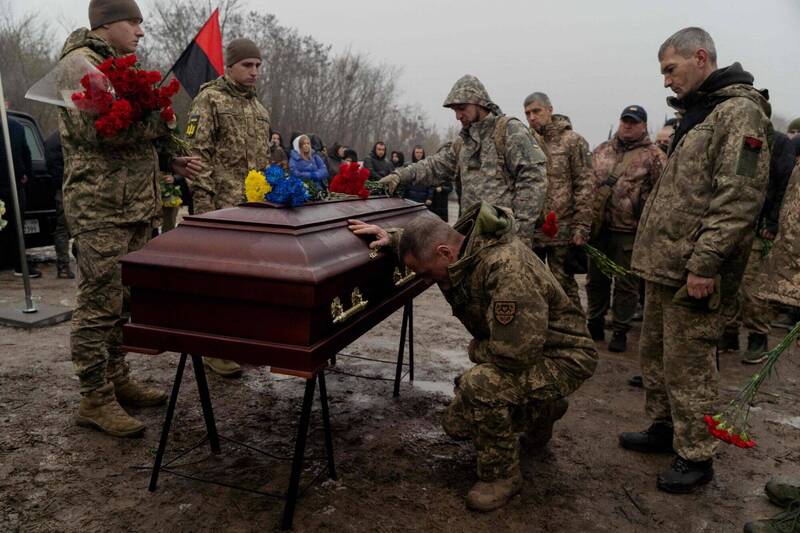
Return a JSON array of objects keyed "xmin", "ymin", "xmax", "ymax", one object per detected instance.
[
  {"xmin": 70, "ymin": 54, "xmax": 180, "ymax": 138},
  {"xmin": 329, "ymin": 162, "xmax": 370, "ymax": 199}
]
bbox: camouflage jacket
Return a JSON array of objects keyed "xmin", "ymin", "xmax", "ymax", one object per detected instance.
[
  {"xmin": 632, "ymin": 82, "xmax": 772, "ymax": 287},
  {"xmin": 755, "ymin": 162, "xmax": 800, "ymax": 308},
  {"xmin": 58, "ymin": 29, "xmax": 175, "ymax": 235},
  {"xmin": 390, "ymin": 202, "xmax": 597, "ymax": 378},
  {"xmin": 531, "ymin": 115, "xmax": 594, "ymax": 247},
  {"xmin": 592, "ymin": 133, "xmax": 666, "ymax": 233},
  {"xmin": 393, "ymin": 76, "xmax": 546, "ymax": 248},
  {"xmin": 186, "ymin": 75, "xmax": 271, "ymax": 199}
]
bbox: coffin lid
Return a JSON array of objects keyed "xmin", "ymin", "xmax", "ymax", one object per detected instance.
[{"xmin": 121, "ymin": 197, "xmax": 430, "ymax": 285}]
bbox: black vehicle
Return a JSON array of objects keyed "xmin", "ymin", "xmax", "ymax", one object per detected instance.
[{"xmin": 0, "ymin": 111, "xmax": 58, "ymax": 267}]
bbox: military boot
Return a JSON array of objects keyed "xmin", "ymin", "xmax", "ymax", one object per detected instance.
[
  {"xmin": 587, "ymin": 319, "xmax": 605, "ymax": 341},
  {"xmin": 114, "ymin": 379, "xmax": 167, "ymax": 408},
  {"xmin": 608, "ymin": 331, "xmax": 627, "ymax": 352},
  {"xmin": 719, "ymin": 328, "xmax": 740, "ymax": 351},
  {"xmin": 521, "ymin": 399, "xmax": 568, "ymax": 450},
  {"xmin": 619, "ymin": 422, "xmax": 674, "ymax": 453},
  {"xmin": 76, "ymin": 383, "xmax": 145, "ymax": 437},
  {"xmin": 203, "ymin": 357, "xmax": 242, "ymax": 377},
  {"xmin": 742, "ymin": 333, "xmax": 769, "ymax": 365},
  {"xmin": 765, "ymin": 477, "xmax": 800, "ymax": 508},
  {"xmin": 657, "ymin": 456, "xmax": 714, "ymax": 493},
  {"xmin": 466, "ymin": 469, "xmax": 523, "ymax": 512},
  {"xmin": 57, "ymin": 264, "xmax": 75, "ymax": 279},
  {"xmin": 744, "ymin": 503, "xmax": 800, "ymax": 533}
]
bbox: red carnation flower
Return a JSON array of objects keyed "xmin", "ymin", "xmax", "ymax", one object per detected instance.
[{"xmin": 541, "ymin": 211, "xmax": 559, "ymax": 238}]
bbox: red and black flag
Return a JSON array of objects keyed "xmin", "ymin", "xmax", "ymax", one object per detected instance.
[{"xmin": 169, "ymin": 9, "xmax": 224, "ymax": 98}]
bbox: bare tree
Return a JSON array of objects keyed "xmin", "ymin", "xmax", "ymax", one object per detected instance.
[
  {"xmin": 0, "ymin": 5, "xmax": 57, "ymax": 132},
  {"xmin": 144, "ymin": 0, "xmax": 440, "ymax": 158}
]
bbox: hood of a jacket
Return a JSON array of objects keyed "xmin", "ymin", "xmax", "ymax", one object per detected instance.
[
  {"xmin": 369, "ymin": 143, "xmax": 387, "ymax": 160},
  {"xmin": 59, "ymin": 28, "xmax": 116, "ymax": 60},
  {"xmin": 669, "ymin": 63, "xmax": 770, "ymax": 115},
  {"xmin": 668, "ymin": 63, "xmax": 770, "ymax": 150},
  {"xmin": 447, "ymin": 202, "xmax": 514, "ymax": 286},
  {"xmin": 330, "ymin": 142, "xmax": 343, "ymax": 161},
  {"xmin": 198, "ymin": 74, "xmax": 257, "ymax": 99},
  {"xmin": 442, "ymin": 74, "xmax": 503, "ymax": 117},
  {"xmin": 613, "ymin": 131, "xmax": 653, "ymax": 152},
  {"xmin": 541, "ymin": 114, "xmax": 573, "ymax": 140}
]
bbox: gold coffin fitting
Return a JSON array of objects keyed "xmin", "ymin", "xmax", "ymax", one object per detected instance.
[
  {"xmin": 331, "ymin": 288, "xmax": 369, "ymax": 324},
  {"xmin": 393, "ymin": 267, "xmax": 416, "ymax": 287}
]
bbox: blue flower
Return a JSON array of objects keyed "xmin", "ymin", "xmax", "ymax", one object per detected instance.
[{"xmin": 267, "ymin": 174, "xmax": 310, "ymax": 207}]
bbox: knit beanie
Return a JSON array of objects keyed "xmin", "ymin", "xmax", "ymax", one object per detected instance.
[
  {"xmin": 226, "ymin": 38, "xmax": 262, "ymax": 67},
  {"xmin": 89, "ymin": 0, "xmax": 142, "ymax": 29},
  {"xmin": 787, "ymin": 117, "xmax": 800, "ymax": 133}
]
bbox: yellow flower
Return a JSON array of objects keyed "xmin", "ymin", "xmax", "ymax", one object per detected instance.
[{"xmin": 245, "ymin": 169, "xmax": 271, "ymax": 202}]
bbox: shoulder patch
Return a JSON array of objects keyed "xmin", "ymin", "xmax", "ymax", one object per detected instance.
[
  {"xmin": 185, "ymin": 115, "xmax": 200, "ymax": 138},
  {"xmin": 493, "ymin": 301, "xmax": 517, "ymax": 325},
  {"xmin": 736, "ymin": 135, "xmax": 763, "ymax": 178}
]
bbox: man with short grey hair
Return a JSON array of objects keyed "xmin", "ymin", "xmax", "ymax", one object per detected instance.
[
  {"xmin": 523, "ymin": 91, "xmax": 594, "ymax": 309},
  {"xmin": 620, "ymin": 26, "xmax": 772, "ymax": 493},
  {"xmin": 348, "ymin": 202, "xmax": 597, "ymax": 512}
]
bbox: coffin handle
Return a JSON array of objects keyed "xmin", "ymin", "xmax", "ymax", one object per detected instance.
[
  {"xmin": 393, "ymin": 267, "xmax": 417, "ymax": 287},
  {"xmin": 331, "ymin": 288, "xmax": 369, "ymax": 324}
]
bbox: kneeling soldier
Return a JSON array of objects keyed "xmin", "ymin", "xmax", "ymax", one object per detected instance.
[{"xmin": 348, "ymin": 202, "xmax": 598, "ymax": 511}]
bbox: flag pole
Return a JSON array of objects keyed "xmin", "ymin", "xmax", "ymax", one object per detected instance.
[{"xmin": 0, "ymin": 71, "xmax": 36, "ymax": 313}]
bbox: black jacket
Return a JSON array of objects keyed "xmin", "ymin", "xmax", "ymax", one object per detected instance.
[
  {"xmin": 362, "ymin": 144, "xmax": 394, "ymax": 180},
  {"xmin": 761, "ymin": 131, "xmax": 795, "ymax": 234},
  {"xmin": 0, "ymin": 117, "xmax": 32, "ymax": 206},
  {"xmin": 44, "ymin": 131, "xmax": 64, "ymax": 187}
]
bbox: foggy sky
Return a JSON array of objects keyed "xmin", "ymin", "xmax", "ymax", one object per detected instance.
[{"xmin": 14, "ymin": 0, "xmax": 800, "ymax": 147}]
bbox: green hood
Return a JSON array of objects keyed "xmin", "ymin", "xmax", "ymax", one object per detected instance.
[
  {"xmin": 198, "ymin": 74, "xmax": 257, "ymax": 99},
  {"xmin": 447, "ymin": 202, "xmax": 514, "ymax": 286},
  {"xmin": 59, "ymin": 28, "xmax": 116, "ymax": 60},
  {"xmin": 442, "ymin": 74, "xmax": 503, "ymax": 116}
]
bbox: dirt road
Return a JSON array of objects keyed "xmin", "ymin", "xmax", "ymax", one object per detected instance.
[{"xmin": 1, "ymin": 248, "xmax": 799, "ymax": 532}]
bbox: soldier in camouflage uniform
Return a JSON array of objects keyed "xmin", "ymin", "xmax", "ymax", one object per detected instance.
[
  {"xmin": 620, "ymin": 27, "xmax": 772, "ymax": 493},
  {"xmin": 742, "ymin": 163, "xmax": 800, "ymax": 533},
  {"xmin": 588, "ymin": 105, "xmax": 666, "ymax": 352},
  {"xmin": 186, "ymin": 38, "xmax": 271, "ymax": 377},
  {"xmin": 523, "ymin": 92, "xmax": 594, "ymax": 309},
  {"xmin": 379, "ymin": 75, "xmax": 548, "ymax": 248},
  {"xmin": 60, "ymin": 0, "xmax": 203, "ymax": 437},
  {"xmin": 348, "ymin": 202, "xmax": 597, "ymax": 512}
]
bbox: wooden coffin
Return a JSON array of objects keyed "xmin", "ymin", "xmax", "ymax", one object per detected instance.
[{"xmin": 121, "ymin": 198, "xmax": 435, "ymax": 375}]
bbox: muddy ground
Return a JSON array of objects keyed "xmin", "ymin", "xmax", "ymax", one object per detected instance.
[{"xmin": 1, "ymin": 233, "xmax": 800, "ymax": 532}]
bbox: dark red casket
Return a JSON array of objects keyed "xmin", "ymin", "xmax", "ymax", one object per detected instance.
[{"xmin": 121, "ymin": 197, "xmax": 434, "ymax": 376}]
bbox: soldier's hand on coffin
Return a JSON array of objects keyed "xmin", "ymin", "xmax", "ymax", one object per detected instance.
[
  {"xmin": 347, "ymin": 219, "xmax": 390, "ymax": 249},
  {"xmin": 171, "ymin": 156, "xmax": 204, "ymax": 179},
  {"xmin": 378, "ymin": 173, "xmax": 401, "ymax": 195}
]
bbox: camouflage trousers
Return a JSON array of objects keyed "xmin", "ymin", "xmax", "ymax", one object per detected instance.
[
  {"xmin": 640, "ymin": 281, "xmax": 720, "ymax": 461},
  {"xmin": 161, "ymin": 205, "xmax": 179, "ymax": 233},
  {"xmin": 533, "ymin": 245, "xmax": 582, "ymax": 310},
  {"xmin": 71, "ymin": 224, "xmax": 150, "ymax": 394},
  {"xmin": 54, "ymin": 189, "xmax": 71, "ymax": 268},
  {"xmin": 191, "ymin": 180, "xmax": 244, "ymax": 215},
  {"xmin": 586, "ymin": 231, "xmax": 638, "ymax": 332},
  {"xmin": 724, "ymin": 239, "xmax": 773, "ymax": 336},
  {"xmin": 442, "ymin": 359, "xmax": 582, "ymax": 481}
]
